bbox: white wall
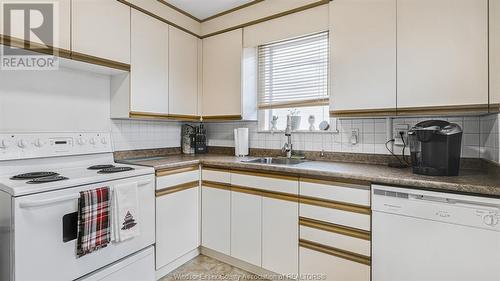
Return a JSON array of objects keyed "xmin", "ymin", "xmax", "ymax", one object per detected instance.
[{"xmin": 0, "ymin": 67, "xmax": 111, "ymax": 132}]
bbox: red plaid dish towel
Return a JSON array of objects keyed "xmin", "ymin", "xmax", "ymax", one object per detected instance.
[{"xmin": 77, "ymin": 187, "xmax": 111, "ymax": 258}]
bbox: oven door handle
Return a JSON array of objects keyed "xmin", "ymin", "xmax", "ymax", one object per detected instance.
[
  {"xmin": 19, "ymin": 193, "xmax": 80, "ymax": 208},
  {"xmin": 138, "ymin": 179, "xmax": 152, "ymax": 186}
]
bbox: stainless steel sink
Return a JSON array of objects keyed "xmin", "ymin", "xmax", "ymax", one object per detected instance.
[{"xmin": 242, "ymin": 157, "xmax": 306, "ymax": 165}]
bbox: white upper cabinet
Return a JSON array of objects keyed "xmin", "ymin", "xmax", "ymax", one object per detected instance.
[
  {"xmin": 72, "ymin": 0, "xmax": 130, "ymax": 64},
  {"xmin": 169, "ymin": 27, "xmax": 199, "ymax": 117},
  {"xmin": 491, "ymin": 0, "xmax": 500, "ymax": 107},
  {"xmin": 202, "ymin": 28, "xmax": 243, "ymax": 117},
  {"xmin": 0, "ymin": 0, "xmax": 71, "ymax": 51},
  {"xmin": 130, "ymin": 9, "xmax": 169, "ymax": 115},
  {"xmin": 330, "ymin": 0, "xmax": 396, "ymax": 114},
  {"xmin": 397, "ymin": 0, "xmax": 488, "ymax": 110}
]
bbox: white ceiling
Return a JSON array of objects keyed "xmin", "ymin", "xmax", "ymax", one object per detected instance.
[{"xmin": 165, "ymin": 0, "xmax": 254, "ymax": 20}]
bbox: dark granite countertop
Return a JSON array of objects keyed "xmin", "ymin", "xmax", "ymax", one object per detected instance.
[{"xmin": 118, "ymin": 154, "xmax": 500, "ymax": 198}]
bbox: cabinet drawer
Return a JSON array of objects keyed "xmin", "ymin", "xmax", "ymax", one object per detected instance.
[
  {"xmin": 231, "ymin": 170, "xmax": 298, "ymax": 195},
  {"xmin": 202, "ymin": 167, "xmax": 230, "ymax": 184},
  {"xmin": 300, "ymin": 178, "xmax": 370, "ymax": 207},
  {"xmin": 300, "ymin": 246, "xmax": 370, "ymax": 281},
  {"xmin": 299, "ymin": 222, "xmax": 370, "ymax": 257},
  {"xmin": 300, "ymin": 203, "xmax": 370, "ymax": 231},
  {"xmin": 156, "ymin": 166, "xmax": 199, "ymax": 191}
]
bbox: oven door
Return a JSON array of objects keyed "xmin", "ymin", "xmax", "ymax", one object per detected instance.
[{"xmin": 13, "ymin": 174, "xmax": 155, "ymax": 281}]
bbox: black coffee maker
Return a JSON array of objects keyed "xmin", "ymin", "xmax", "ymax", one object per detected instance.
[{"xmin": 408, "ymin": 120, "xmax": 463, "ymax": 176}]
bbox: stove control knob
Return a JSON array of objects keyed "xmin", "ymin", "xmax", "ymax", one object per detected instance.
[
  {"xmin": 17, "ymin": 139, "xmax": 28, "ymax": 148},
  {"xmin": 101, "ymin": 137, "xmax": 107, "ymax": 144},
  {"xmin": 483, "ymin": 215, "xmax": 498, "ymax": 226},
  {"xmin": 34, "ymin": 138, "xmax": 45, "ymax": 147},
  {"xmin": 77, "ymin": 138, "xmax": 86, "ymax": 145},
  {"xmin": 89, "ymin": 138, "xmax": 97, "ymax": 145},
  {"xmin": 0, "ymin": 139, "xmax": 10, "ymax": 149}
]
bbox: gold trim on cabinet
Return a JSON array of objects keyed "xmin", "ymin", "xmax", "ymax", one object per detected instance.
[
  {"xmin": 490, "ymin": 103, "xmax": 500, "ymax": 113},
  {"xmin": 299, "ymin": 239, "xmax": 371, "ymax": 266},
  {"xmin": 71, "ymin": 51, "xmax": 130, "ymax": 71},
  {"xmin": 201, "ymin": 115, "xmax": 243, "ymax": 121},
  {"xmin": 231, "ymin": 169, "xmax": 298, "ymax": 182},
  {"xmin": 118, "ymin": 0, "xmax": 201, "ymax": 38},
  {"xmin": 202, "ymin": 180, "xmax": 232, "ymax": 191},
  {"xmin": 300, "ymin": 196, "xmax": 371, "ymax": 215},
  {"xmin": 156, "ymin": 181, "xmax": 199, "ymax": 197},
  {"xmin": 231, "ymin": 185, "xmax": 299, "ymax": 202},
  {"xmin": 201, "ymin": 0, "xmax": 265, "ymax": 22},
  {"xmin": 330, "ymin": 109, "xmax": 397, "ymax": 118},
  {"xmin": 300, "ymin": 176, "xmax": 370, "ymax": 189},
  {"xmin": 129, "ymin": 111, "xmax": 200, "ymax": 121},
  {"xmin": 200, "ymin": 0, "xmax": 331, "ymax": 39},
  {"xmin": 396, "ymin": 104, "xmax": 490, "ymax": 116},
  {"xmin": 156, "ymin": 166, "xmax": 199, "ymax": 177},
  {"xmin": 299, "ymin": 217, "xmax": 371, "ymax": 241},
  {"xmin": 0, "ymin": 34, "xmax": 72, "ymax": 59}
]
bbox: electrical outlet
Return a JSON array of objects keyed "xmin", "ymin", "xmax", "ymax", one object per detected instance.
[
  {"xmin": 394, "ymin": 124, "xmax": 409, "ymax": 146},
  {"xmin": 351, "ymin": 128, "xmax": 359, "ymax": 145}
]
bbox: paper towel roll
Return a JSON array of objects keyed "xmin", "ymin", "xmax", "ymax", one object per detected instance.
[{"xmin": 234, "ymin": 128, "xmax": 249, "ymax": 157}]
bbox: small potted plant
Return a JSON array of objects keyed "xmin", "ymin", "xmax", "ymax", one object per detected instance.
[{"xmin": 289, "ymin": 109, "xmax": 301, "ymax": 131}]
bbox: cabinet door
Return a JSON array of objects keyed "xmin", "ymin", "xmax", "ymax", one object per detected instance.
[
  {"xmin": 491, "ymin": 0, "xmax": 500, "ymax": 106},
  {"xmin": 169, "ymin": 27, "xmax": 199, "ymax": 116},
  {"xmin": 231, "ymin": 191, "xmax": 262, "ymax": 267},
  {"xmin": 262, "ymin": 197, "xmax": 298, "ymax": 275},
  {"xmin": 330, "ymin": 0, "xmax": 396, "ymax": 114},
  {"xmin": 397, "ymin": 0, "xmax": 488, "ymax": 109},
  {"xmin": 155, "ymin": 186, "xmax": 200, "ymax": 269},
  {"xmin": 0, "ymin": 0, "xmax": 71, "ymax": 51},
  {"xmin": 201, "ymin": 186, "xmax": 231, "ymax": 255},
  {"xmin": 129, "ymin": 9, "xmax": 169, "ymax": 115},
  {"xmin": 300, "ymin": 247, "xmax": 370, "ymax": 281},
  {"xmin": 202, "ymin": 28, "xmax": 242, "ymax": 117},
  {"xmin": 72, "ymin": 0, "xmax": 130, "ymax": 64}
]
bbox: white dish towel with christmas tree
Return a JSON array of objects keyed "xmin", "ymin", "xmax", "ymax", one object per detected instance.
[{"xmin": 112, "ymin": 182, "xmax": 140, "ymax": 242}]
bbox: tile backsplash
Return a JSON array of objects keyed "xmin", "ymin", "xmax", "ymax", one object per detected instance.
[
  {"xmin": 480, "ymin": 114, "xmax": 500, "ymax": 163},
  {"xmin": 111, "ymin": 119, "xmax": 181, "ymax": 151},
  {"xmin": 205, "ymin": 116, "xmax": 483, "ymax": 158},
  {"xmin": 109, "ymin": 114, "xmax": 500, "ymax": 165}
]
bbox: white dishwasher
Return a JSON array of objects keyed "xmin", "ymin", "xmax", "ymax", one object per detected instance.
[{"xmin": 372, "ymin": 185, "xmax": 500, "ymax": 281}]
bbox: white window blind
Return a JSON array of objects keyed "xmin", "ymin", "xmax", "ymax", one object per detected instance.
[{"xmin": 258, "ymin": 31, "xmax": 329, "ymax": 109}]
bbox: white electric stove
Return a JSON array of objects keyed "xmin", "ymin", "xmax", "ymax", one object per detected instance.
[{"xmin": 0, "ymin": 132, "xmax": 156, "ymax": 281}]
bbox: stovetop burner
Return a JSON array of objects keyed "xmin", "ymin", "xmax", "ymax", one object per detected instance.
[
  {"xmin": 11, "ymin": 172, "xmax": 59, "ymax": 180},
  {"xmin": 88, "ymin": 164, "xmax": 115, "ymax": 170},
  {"xmin": 26, "ymin": 175, "xmax": 69, "ymax": 184},
  {"xmin": 97, "ymin": 167, "xmax": 135, "ymax": 174}
]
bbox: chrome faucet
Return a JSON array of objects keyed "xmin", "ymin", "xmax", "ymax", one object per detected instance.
[{"xmin": 282, "ymin": 115, "xmax": 293, "ymax": 158}]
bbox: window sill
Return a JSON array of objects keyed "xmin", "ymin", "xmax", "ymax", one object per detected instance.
[{"xmin": 257, "ymin": 130, "xmax": 338, "ymax": 134}]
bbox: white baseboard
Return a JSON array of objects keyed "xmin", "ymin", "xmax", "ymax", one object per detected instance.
[
  {"xmin": 200, "ymin": 247, "xmax": 292, "ymax": 281},
  {"xmin": 155, "ymin": 248, "xmax": 200, "ymax": 280}
]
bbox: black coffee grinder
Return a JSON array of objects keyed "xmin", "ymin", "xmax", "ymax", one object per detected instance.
[{"xmin": 408, "ymin": 120, "xmax": 463, "ymax": 176}]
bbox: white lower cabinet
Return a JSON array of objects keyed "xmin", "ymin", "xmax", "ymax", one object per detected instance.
[
  {"xmin": 156, "ymin": 186, "xmax": 200, "ymax": 270},
  {"xmin": 201, "ymin": 185, "xmax": 231, "ymax": 255},
  {"xmin": 230, "ymin": 191, "xmax": 262, "ymax": 266},
  {"xmin": 262, "ymin": 197, "xmax": 298, "ymax": 276},
  {"xmin": 299, "ymin": 247, "xmax": 370, "ymax": 281},
  {"xmin": 155, "ymin": 167, "xmax": 200, "ymax": 271}
]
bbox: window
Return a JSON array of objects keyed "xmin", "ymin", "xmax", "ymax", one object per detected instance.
[{"xmin": 258, "ymin": 31, "xmax": 329, "ymax": 131}]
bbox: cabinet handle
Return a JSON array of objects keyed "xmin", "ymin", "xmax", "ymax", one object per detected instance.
[
  {"xmin": 299, "ymin": 239, "xmax": 371, "ymax": 266},
  {"xmin": 156, "ymin": 181, "xmax": 199, "ymax": 197},
  {"xmin": 138, "ymin": 179, "xmax": 152, "ymax": 186},
  {"xmin": 19, "ymin": 193, "xmax": 80, "ymax": 209}
]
